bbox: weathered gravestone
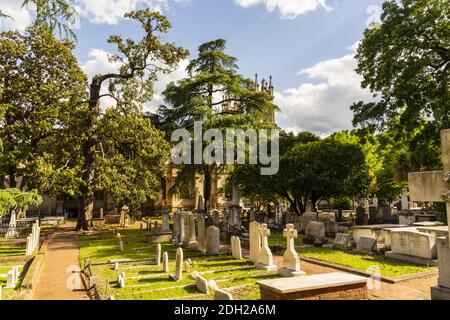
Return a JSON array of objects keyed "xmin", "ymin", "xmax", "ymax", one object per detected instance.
[
  {"xmin": 303, "ymin": 221, "xmax": 326, "ymax": 245},
  {"xmin": 206, "ymin": 225, "xmax": 220, "ymax": 255},
  {"xmin": 318, "ymin": 212, "xmax": 338, "ymax": 237},
  {"xmin": 162, "ymin": 251, "xmax": 169, "ymax": 273},
  {"xmin": 155, "ymin": 243, "xmax": 161, "ymax": 266},
  {"xmin": 333, "ymin": 233, "xmax": 352, "ymax": 250},
  {"xmin": 279, "ymin": 224, "xmax": 305, "ymax": 277},
  {"xmin": 213, "ymin": 210, "xmax": 220, "ymax": 226},
  {"xmin": 408, "ymin": 130, "xmax": 450, "ymax": 300},
  {"xmin": 249, "ymin": 221, "xmax": 261, "ymax": 263},
  {"xmin": 231, "ymin": 236, "xmax": 242, "ymax": 259},
  {"xmin": 195, "ymin": 275, "xmax": 209, "ymax": 294},
  {"xmin": 214, "ymin": 289, "xmax": 233, "ymax": 300},
  {"xmin": 356, "ymin": 236, "xmax": 377, "ymax": 253},
  {"xmin": 196, "ymin": 212, "xmax": 206, "ymax": 253},
  {"xmin": 256, "ymin": 224, "xmax": 278, "ymax": 271},
  {"xmin": 183, "ymin": 212, "xmax": 197, "ymax": 248},
  {"xmin": 298, "ymin": 212, "xmax": 318, "ymax": 233},
  {"xmin": 171, "ymin": 247, "xmax": 183, "ymax": 282},
  {"xmin": 117, "ymin": 233, "xmax": 124, "ymax": 252},
  {"xmin": 172, "ymin": 211, "xmax": 184, "ymax": 245},
  {"xmin": 161, "ymin": 206, "xmax": 170, "ymax": 232}
]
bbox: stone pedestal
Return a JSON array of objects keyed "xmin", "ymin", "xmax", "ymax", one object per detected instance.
[{"xmin": 431, "ymin": 237, "xmax": 450, "ymax": 300}]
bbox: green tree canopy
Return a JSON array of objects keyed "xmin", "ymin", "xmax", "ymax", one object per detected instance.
[
  {"xmin": 157, "ymin": 39, "xmax": 278, "ymax": 211},
  {"xmin": 233, "ymin": 133, "xmax": 371, "ymax": 214},
  {"xmin": 352, "ymin": 0, "xmax": 449, "ymax": 133}
]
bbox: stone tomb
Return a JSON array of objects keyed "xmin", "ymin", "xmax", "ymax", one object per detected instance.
[
  {"xmin": 385, "ymin": 229, "xmax": 437, "ymax": 265},
  {"xmin": 356, "ymin": 237, "xmax": 377, "ymax": 253},
  {"xmin": 255, "ymin": 224, "xmax": 278, "ymax": 272},
  {"xmin": 351, "ymin": 224, "xmax": 408, "ymax": 244},
  {"xmin": 318, "ymin": 212, "xmax": 338, "ymax": 237},
  {"xmin": 303, "ymin": 221, "xmax": 326, "ymax": 245},
  {"xmin": 279, "ymin": 224, "xmax": 305, "ymax": 277},
  {"xmin": 257, "ymin": 272, "xmax": 368, "ymax": 300}
]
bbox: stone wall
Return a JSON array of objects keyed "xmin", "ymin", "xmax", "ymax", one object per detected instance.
[{"xmin": 260, "ymin": 283, "xmax": 368, "ymax": 300}]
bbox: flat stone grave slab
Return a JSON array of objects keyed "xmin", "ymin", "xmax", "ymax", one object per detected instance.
[{"xmin": 257, "ymin": 272, "xmax": 368, "ymax": 300}]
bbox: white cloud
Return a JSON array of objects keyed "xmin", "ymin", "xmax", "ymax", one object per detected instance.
[
  {"xmin": 0, "ymin": 0, "xmax": 33, "ymax": 31},
  {"xmin": 81, "ymin": 48, "xmax": 188, "ymax": 112},
  {"xmin": 275, "ymin": 44, "xmax": 376, "ymax": 136},
  {"xmin": 75, "ymin": 0, "xmax": 189, "ymax": 25},
  {"xmin": 235, "ymin": 0, "xmax": 332, "ymax": 19}
]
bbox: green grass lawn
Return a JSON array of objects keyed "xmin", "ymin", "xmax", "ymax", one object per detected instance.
[
  {"xmin": 0, "ymin": 262, "xmax": 26, "ymax": 300},
  {"xmin": 0, "ymin": 246, "xmax": 26, "ymax": 258},
  {"xmin": 298, "ymin": 247, "xmax": 436, "ymax": 277},
  {"xmin": 79, "ymin": 231, "xmax": 278, "ymax": 300}
]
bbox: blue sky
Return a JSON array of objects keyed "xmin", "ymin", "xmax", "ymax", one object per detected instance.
[{"xmin": 0, "ymin": 0, "xmax": 383, "ymax": 136}]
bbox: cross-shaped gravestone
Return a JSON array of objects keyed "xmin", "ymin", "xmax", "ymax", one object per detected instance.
[
  {"xmin": 408, "ymin": 129, "xmax": 450, "ymax": 300},
  {"xmin": 279, "ymin": 224, "xmax": 304, "ymax": 277},
  {"xmin": 256, "ymin": 224, "xmax": 277, "ymax": 271}
]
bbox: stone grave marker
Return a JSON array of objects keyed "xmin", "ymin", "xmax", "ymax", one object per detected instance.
[
  {"xmin": 172, "ymin": 247, "xmax": 184, "ymax": 282},
  {"xmin": 196, "ymin": 212, "xmax": 206, "ymax": 253},
  {"xmin": 214, "ymin": 289, "xmax": 233, "ymax": 300},
  {"xmin": 117, "ymin": 233, "xmax": 124, "ymax": 252},
  {"xmin": 249, "ymin": 221, "xmax": 261, "ymax": 262},
  {"xmin": 162, "ymin": 206, "xmax": 170, "ymax": 232},
  {"xmin": 231, "ymin": 236, "xmax": 242, "ymax": 259},
  {"xmin": 155, "ymin": 243, "xmax": 161, "ymax": 266},
  {"xmin": 356, "ymin": 236, "xmax": 377, "ymax": 253},
  {"xmin": 206, "ymin": 225, "xmax": 220, "ymax": 255},
  {"xmin": 185, "ymin": 261, "xmax": 190, "ymax": 273},
  {"xmin": 195, "ymin": 275, "xmax": 209, "ymax": 294},
  {"xmin": 303, "ymin": 221, "xmax": 326, "ymax": 244},
  {"xmin": 162, "ymin": 251, "xmax": 169, "ymax": 273},
  {"xmin": 183, "ymin": 212, "xmax": 197, "ymax": 249},
  {"xmin": 256, "ymin": 224, "xmax": 278, "ymax": 271},
  {"xmin": 298, "ymin": 212, "xmax": 318, "ymax": 233},
  {"xmin": 333, "ymin": 233, "xmax": 352, "ymax": 250},
  {"xmin": 213, "ymin": 210, "xmax": 220, "ymax": 225},
  {"xmin": 279, "ymin": 224, "xmax": 305, "ymax": 277}
]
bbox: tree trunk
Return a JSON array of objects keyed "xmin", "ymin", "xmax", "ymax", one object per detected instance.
[{"xmin": 76, "ymin": 77, "xmax": 101, "ymax": 231}]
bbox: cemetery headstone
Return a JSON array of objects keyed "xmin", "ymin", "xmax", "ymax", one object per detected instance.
[
  {"xmin": 172, "ymin": 247, "xmax": 183, "ymax": 281},
  {"xmin": 155, "ymin": 243, "xmax": 162, "ymax": 266},
  {"xmin": 206, "ymin": 225, "xmax": 220, "ymax": 255},
  {"xmin": 333, "ymin": 233, "xmax": 352, "ymax": 250},
  {"xmin": 303, "ymin": 221, "xmax": 326, "ymax": 245},
  {"xmin": 249, "ymin": 221, "xmax": 261, "ymax": 262},
  {"xmin": 195, "ymin": 275, "xmax": 209, "ymax": 294},
  {"xmin": 214, "ymin": 289, "xmax": 233, "ymax": 300},
  {"xmin": 162, "ymin": 206, "xmax": 170, "ymax": 232},
  {"xmin": 162, "ymin": 251, "xmax": 169, "ymax": 273},
  {"xmin": 279, "ymin": 224, "xmax": 305, "ymax": 277},
  {"xmin": 117, "ymin": 233, "xmax": 124, "ymax": 252},
  {"xmin": 213, "ymin": 210, "xmax": 220, "ymax": 225},
  {"xmin": 256, "ymin": 224, "xmax": 277, "ymax": 271},
  {"xmin": 196, "ymin": 212, "xmax": 206, "ymax": 253},
  {"xmin": 356, "ymin": 236, "xmax": 377, "ymax": 253},
  {"xmin": 231, "ymin": 236, "xmax": 242, "ymax": 259},
  {"xmin": 183, "ymin": 213, "xmax": 197, "ymax": 248},
  {"xmin": 185, "ymin": 261, "xmax": 190, "ymax": 273}
]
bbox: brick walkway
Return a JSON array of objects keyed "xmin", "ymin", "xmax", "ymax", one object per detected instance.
[{"xmin": 34, "ymin": 230, "xmax": 89, "ymax": 300}]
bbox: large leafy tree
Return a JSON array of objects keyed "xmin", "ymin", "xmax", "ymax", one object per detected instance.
[
  {"xmin": 75, "ymin": 10, "xmax": 189, "ymax": 230},
  {"xmin": 352, "ymin": 0, "xmax": 449, "ymax": 133},
  {"xmin": 0, "ymin": 25, "xmax": 86, "ymax": 191},
  {"xmin": 157, "ymin": 39, "xmax": 277, "ymax": 212},
  {"xmin": 0, "ymin": 188, "xmax": 42, "ymax": 217},
  {"xmin": 233, "ymin": 134, "xmax": 371, "ymax": 215}
]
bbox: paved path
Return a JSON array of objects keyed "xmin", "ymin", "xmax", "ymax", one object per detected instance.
[{"xmin": 34, "ymin": 230, "xmax": 89, "ymax": 300}]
